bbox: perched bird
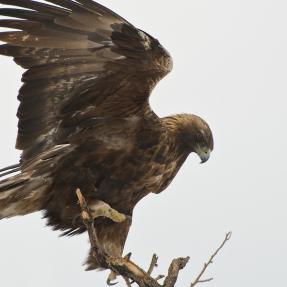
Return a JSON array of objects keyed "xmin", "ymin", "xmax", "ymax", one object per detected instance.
[{"xmin": 0, "ymin": 0, "xmax": 213, "ymax": 270}]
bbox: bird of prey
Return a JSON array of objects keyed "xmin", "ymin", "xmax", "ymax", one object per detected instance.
[{"xmin": 0, "ymin": 0, "xmax": 213, "ymax": 270}]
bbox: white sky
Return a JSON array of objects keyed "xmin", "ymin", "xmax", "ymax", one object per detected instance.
[{"xmin": 0, "ymin": 0, "xmax": 286, "ymax": 286}]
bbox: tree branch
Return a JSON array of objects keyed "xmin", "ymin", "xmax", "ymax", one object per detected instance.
[
  {"xmin": 147, "ymin": 254, "xmax": 159, "ymax": 275},
  {"xmin": 190, "ymin": 232, "xmax": 232, "ymax": 287},
  {"xmin": 163, "ymin": 257, "xmax": 190, "ymax": 287},
  {"xmin": 75, "ymin": 188, "xmax": 231, "ymax": 287}
]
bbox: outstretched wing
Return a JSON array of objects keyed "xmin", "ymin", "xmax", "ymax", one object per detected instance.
[{"xmin": 0, "ymin": 0, "xmax": 172, "ymax": 162}]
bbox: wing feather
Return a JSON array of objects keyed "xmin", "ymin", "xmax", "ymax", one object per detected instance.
[
  {"xmin": 0, "ymin": 0, "xmax": 69, "ymax": 16},
  {"xmin": 0, "ymin": 0, "xmax": 172, "ymax": 162},
  {"xmin": 0, "ymin": 8, "xmax": 55, "ymax": 21}
]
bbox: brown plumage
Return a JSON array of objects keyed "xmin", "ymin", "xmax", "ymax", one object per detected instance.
[{"xmin": 0, "ymin": 0, "xmax": 214, "ymax": 270}]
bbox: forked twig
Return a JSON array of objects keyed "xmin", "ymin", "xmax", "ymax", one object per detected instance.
[{"xmin": 190, "ymin": 232, "xmax": 232, "ymax": 287}]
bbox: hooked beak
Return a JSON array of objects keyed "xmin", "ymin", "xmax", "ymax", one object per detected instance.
[
  {"xmin": 200, "ymin": 153, "xmax": 210, "ymax": 164},
  {"xmin": 195, "ymin": 147, "xmax": 211, "ymax": 164}
]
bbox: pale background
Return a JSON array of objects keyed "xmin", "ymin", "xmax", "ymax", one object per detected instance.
[{"xmin": 0, "ymin": 0, "xmax": 286, "ymax": 286}]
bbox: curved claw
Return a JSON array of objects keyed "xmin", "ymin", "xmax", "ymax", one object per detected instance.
[
  {"xmin": 107, "ymin": 271, "xmax": 118, "ymax": 286},
  {"xmin": 124, "ymin": 252, "xmax": 132, "ymax": 260}
]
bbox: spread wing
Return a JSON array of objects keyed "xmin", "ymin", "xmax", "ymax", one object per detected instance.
[{"xmin": 0, "ymin": 0, "xmax": 172, "ymax": 162}]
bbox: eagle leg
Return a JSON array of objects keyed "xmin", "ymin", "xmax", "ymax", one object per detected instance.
[{"xmin": 89, "ymin": 200, "xmax": 127, "ymax": 223}]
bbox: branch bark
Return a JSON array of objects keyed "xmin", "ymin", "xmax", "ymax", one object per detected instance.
[{"xmin": 75, "ymin": 188, "xmax": 231, "ymax": 287}]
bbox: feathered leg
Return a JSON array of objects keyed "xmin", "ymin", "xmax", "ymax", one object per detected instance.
[{"xmin": 75, "ymin": 191, "xmax": 132, "ymax": 271}]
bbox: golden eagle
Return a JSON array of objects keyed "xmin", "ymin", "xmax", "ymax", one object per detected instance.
[{"xmin": 0, "ymin": 0, "xmax": 213, "ymax": 270}]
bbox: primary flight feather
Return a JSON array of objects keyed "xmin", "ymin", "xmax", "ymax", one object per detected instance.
[{"xmin": 0, "ymin": 0, "xmax": 213, "ymax": 270}]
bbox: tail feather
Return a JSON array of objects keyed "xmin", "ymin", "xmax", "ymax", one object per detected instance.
[
  {"xmin": 0, "ymin": 144, "xmax": 73, "ymax": 219},
  {"xmin": 0, "ymin": 174, "xmax": 29, "ymax": 193},
  {"xmin": 0, "ymin": 163, "xmax": 20, "ymax": 173},
  {"xmin": 0, "ymin": 168, "xmax": 21, "ymax": 178},
  {"xmin": 0, "ymin": 172, "xmax": 50, "ymax": 219},
  {"xmin": 0, "ymin": 163, "xmax": 21, "ymax": 178}
]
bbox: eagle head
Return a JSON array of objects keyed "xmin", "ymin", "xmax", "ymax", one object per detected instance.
[{"xmin": 165, "ymin": 114, "xmax": 214, "ymax": 163}]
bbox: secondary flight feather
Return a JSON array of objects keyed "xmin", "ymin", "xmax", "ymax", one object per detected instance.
[{"xmin": 0, "ymin": 0, "xmax": 213, "ymax": 270}]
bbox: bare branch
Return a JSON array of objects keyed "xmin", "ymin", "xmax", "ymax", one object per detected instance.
[
  {"xmin": 163, "ymin": 257, "xmax": 190, "ymax": 287},
  {"xmin": 147, "ymin": 254, "xmax": 159, "ymax": 275},
  {"xmin": 75, "ymin": 188, "xmax": 103, "ymax": 263},
  {"xmin": 76, "ymin": 188, "xmax": 231, "ymax": 287},
  {"xmin": 190, "ymin": 232, "xmax": 232, "ymax": 287}
]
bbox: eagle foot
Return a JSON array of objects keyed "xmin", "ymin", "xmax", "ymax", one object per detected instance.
[{"xmin": 89, "ymin": 200, "xmax": 126, "ymax": 223}]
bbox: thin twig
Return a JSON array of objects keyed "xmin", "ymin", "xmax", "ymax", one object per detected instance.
[
  {"xmin": 194, "ymin": 278, "xmax": 213, "ymax": 284},
  {"xmin": 190, "ymin": 232, "xmax": 232, "ymax": 287},
  {"xmin": 147, "ymin": 254, "xmax": 159, "ymax": 275}
]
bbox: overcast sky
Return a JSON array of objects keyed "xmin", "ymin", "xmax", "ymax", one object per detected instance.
[{"xmin": 0, "ymin": 0, "xmax": 286, "ymax": 286}]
